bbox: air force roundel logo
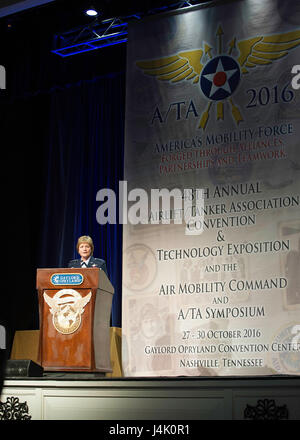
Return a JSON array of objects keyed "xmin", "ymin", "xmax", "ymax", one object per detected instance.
[
  {"xmin": 136, "ymin": 26, "xmax": 300, "ymax": 129},
  {"xmin": 200, "ymin": 55, "xmax": 240, "ymax": 101}
]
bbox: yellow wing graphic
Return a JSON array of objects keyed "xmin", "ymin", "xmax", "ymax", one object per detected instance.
[
  {"xmin": 237, "ymin": 29, "xmax": 300, "ymax": 74},
  {"xmin": 136, "ymin": 49, "xmax": 203, "ymax": 84}
]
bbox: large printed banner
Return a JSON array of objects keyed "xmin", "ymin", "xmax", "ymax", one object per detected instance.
[{"xmin": 122, "ymin": 0, "xmax": 300, "ymax": 376}]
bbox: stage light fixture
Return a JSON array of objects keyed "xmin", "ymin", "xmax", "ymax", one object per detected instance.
[{"xmin": 85, "ymin": 7, "xmax": 98, "ymax": 17}]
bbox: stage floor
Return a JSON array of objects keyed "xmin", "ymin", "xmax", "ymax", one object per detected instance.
[{"xmin": 1, "ymin": 375, "xmax": 300, "ymax": 420}]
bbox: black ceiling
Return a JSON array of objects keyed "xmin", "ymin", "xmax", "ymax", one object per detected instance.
[
  {"xmin": 0, "ymin": 0, "xmax": 215, "ymax": 96},
  {"xmin": 0, "ymin": 0, "xmax": 208, "ymax": 33}
]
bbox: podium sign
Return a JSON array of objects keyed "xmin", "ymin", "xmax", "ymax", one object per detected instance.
[{"xmin": 36, "ymin": 268, "xmax": 114, "ymax": 372}]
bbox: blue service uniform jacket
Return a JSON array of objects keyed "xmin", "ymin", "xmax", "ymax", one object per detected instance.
[{"xmin": 68, "ymin": 256, "xmax": 108, "ymax": 276}]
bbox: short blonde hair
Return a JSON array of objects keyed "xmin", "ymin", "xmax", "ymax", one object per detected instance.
[{"xmin": 76, "ymin": 235, "xmax": 94, "ymax": 254}]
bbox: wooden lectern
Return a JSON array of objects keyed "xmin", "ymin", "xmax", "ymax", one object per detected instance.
[{"xmin": 36, "ymin": 268, "xmax": 114, "ymax": 372}]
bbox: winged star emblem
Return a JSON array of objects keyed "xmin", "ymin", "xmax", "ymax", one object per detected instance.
[
  {"xmin": 43, "ymin": 289, "xmax": 92, "ymax": 334},
  {"xmin": 136, "ymin": 26, "xmax": 300, "ymax": 129}
]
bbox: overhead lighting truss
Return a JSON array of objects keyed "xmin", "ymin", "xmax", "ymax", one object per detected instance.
[
  {"xmin": 52, "ymin": 1, "xmax": 205, "ymax": 57},
  {"xmin": 52, "ymin": 16, "xmax": 130, "ymax": 57}
]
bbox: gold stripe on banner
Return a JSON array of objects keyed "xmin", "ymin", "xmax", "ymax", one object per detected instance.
[
  {"xmin": 198, "ymin": 102, "xmax": 212, "ymax": 129},
  {"xmin": 229, "ymin": 98, "xmax": 243, "ymax": 124},
  {"xmin": 217, "ymin": 102, "xmax": 224, "ymax": 120}
]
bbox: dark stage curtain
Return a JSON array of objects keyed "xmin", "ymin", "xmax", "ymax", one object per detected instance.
[
  {"xmin": 2, "ymin": 71, "xmax": 125, "ymax": 341},
  {"xmin": 39, "ymin": 72, "xmax": 125, "ymax": 328}
]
